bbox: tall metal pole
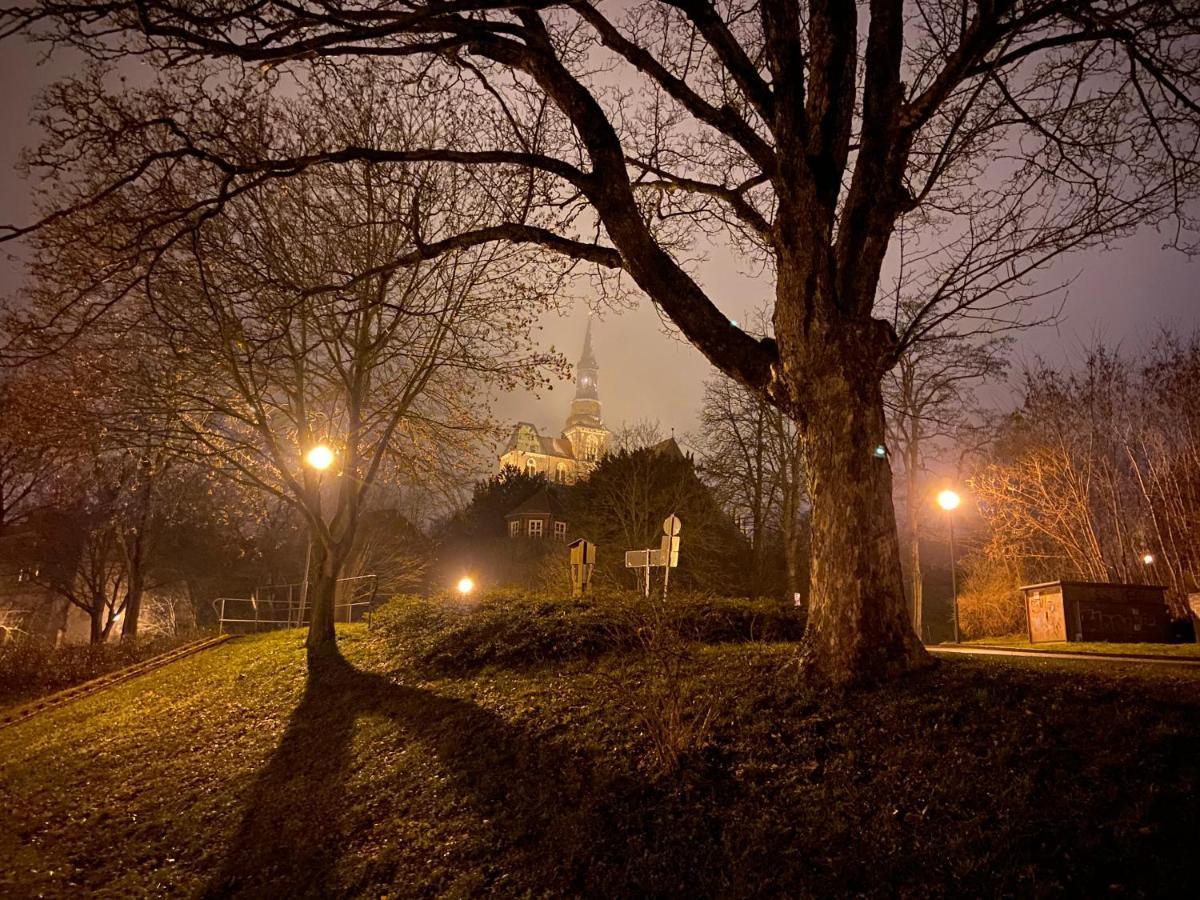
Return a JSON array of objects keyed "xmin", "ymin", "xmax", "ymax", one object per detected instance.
[
  {"xmin": 299, "ymin": 537, "xmax": 312, "ymax": 626},
  {"xmin": 949, "ymin": 513, "xmax": 960, "ymax": 643}
]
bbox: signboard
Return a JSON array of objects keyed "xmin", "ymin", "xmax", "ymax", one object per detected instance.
[
  {"xmin": 625, "ymin": 549, "xmax": 651, "ymax": 568},
  {"xmin": 570, "ymin": 539, "xmax": 597, "ymax": 598}
]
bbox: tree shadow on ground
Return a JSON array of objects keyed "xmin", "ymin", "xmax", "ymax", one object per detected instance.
[{"xmin": 202, "ymin": 650, "xmax": 688, "ymax": 898}]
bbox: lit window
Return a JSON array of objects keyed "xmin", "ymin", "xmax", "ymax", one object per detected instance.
[
  {"xmin": 528, "ymin": 519, "xmax": 544, "ymax": 538},
  {"xmin": 526, "ymin": 458, "xmax": 536, "ymax": 473},
  {"xmin": 554, "ymin": 521, "xmax": 567, "ymax": 542},
  {"xmin": 509, "ymin": 520, "xmax": 520, "ymax": 538},
  {"xmin": 556, "ymin": 463, "xmax": 567, "ymax": 483}
]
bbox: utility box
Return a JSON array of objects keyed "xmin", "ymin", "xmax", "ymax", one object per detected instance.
[{"xmin": 1022, "ymin": 581, "xmax": 1172, "ymax": 644}]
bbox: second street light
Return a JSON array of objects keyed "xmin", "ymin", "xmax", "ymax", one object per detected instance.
[
  {"xmin": 937, "ymin": 489, "xmax": 962, "ymax": 644},
  {"xmin": 299, "ymin": 444, "xmax": 335, "ymax": 625}
]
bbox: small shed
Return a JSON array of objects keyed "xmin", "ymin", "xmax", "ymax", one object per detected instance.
[
  {"xmin": 504, "ymin": 488, "xmax": 569, "ymax": 542},
  {"xmin": 1021, "ymin": 580, "xmax": 1172, "ymax": 644}
]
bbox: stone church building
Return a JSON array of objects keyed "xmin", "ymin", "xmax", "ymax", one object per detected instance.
[{"xmin": 499, "ymin": 320, "xmax": 611, "ymax": 484}]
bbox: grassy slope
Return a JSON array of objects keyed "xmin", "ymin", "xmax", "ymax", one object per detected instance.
[
  {"xmin": 2, "ymin": 624, "xmax": 1199, "ymax": 898},
  {"xmin": 966, "ymin": 636, "xmax": 1200, "ymax": 657}
]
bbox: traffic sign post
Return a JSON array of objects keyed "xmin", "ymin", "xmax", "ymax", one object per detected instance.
[{"xmin": 624, "ymin": 514, "xmax": 682, "ymax": 600}]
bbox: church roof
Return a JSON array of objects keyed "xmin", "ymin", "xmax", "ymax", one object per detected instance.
[
  {"xmin": 648, "ymin": 436, "xmax": 686, "ymax": 459},
  {"xmin": 505, "ymin": 487, "xmax": 568, "ymax": 520},
  {"xmin": 503, "ymin": 423, "xmax": 576, "ymax": 460}
]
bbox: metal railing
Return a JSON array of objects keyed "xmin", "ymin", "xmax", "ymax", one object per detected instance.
[{"xmin": 214, "ymin": 574, "xmax": 379, "ymax": 634}]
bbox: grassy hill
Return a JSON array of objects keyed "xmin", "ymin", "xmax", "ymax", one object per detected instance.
[{"xmin": 2, "ymin": 592, "xmax": 1199, "ymax": 898}]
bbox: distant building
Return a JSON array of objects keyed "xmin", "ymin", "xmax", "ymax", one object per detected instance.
[
  {"xmin": 504, "ymin": 487, "xmax": 570, "ymax": 542},
  {"xmin": 499, "ymin": 320, "xmax": 611, "ymax": 483}
]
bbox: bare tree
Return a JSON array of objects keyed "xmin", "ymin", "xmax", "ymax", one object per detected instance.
[
  {"xmin": 970, "ymin": 338, "xmax": 1200, "ymax": 621},
  {"xmin": 4, "ymin": 2, "xmax": 1199, "ymax": 680},
  {"xmin": 884, "ymin": 321, "xmax": 1009, "ymax": 636},
  {"xmin": 696, "ymin": 373, "xmax": 806, "ymax": 598},
  {"xmin": 0, "ymin": 367, "xmax": 64, "ymax": 534},
  {"xmin": 611, "ymin": 418, "xmax": 666, "ymax": 453},
  {"xmin": 80, "ymin": 83, "xmax": 559, "ymax": 654}
]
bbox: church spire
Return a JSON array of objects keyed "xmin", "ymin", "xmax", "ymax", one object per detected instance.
[
  {"xmin": 565, "ymin": 318, "xmax": 603, "ymax": 428},
  {"xmin": 573, "ymin": 316, "xmax": 600, "ymax": 402}
]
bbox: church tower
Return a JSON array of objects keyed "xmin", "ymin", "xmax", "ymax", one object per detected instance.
[{"xmin": 562, "ymin": 318, "xmax": 610, "ymax": 474}]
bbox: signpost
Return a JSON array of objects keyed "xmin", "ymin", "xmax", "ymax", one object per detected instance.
[
  {"xmin": 624, "ymin": 515, "xmax": 682, "ymax": 599},
  {"xmin": 569, "ymin": 539, "xmax": 598, "ymax": 598}
]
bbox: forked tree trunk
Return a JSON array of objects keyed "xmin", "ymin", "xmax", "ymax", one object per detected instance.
[
  {"xmin": 796, "ymin": 343, "xmax": 930, "ymax": 683},
  {"xmin": 305, "ymin": 540, "xmax": 347, "ymax": 657}
]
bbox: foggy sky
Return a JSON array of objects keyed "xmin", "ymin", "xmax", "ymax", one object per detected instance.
[{"xmin": 2, "ymin": 36, "xmax": 1197, "ymax": 460}]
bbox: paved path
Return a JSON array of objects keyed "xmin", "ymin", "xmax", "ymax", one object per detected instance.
[{"xmin": 929, "ymin": 643, "xmax": 1200, "ymax": 668}]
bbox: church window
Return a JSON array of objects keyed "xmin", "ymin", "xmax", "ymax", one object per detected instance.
[
  {"xmin": 509, "ymin": 520, "xmax": 520, "ymax": 538},
  {"xmin": 554, "ymin": 521, "xmax": 567, "ymax": 542},
  {"xmin": 526, "ymin": 458, "xmax": 536, "ymax": 473},
  {"xmin": 528, "ymin": 519, "xmax": 544, "ymax": 538},
  {"xmin": 556, "ymin": 463, "xmax": 567, "ymax": 482}
]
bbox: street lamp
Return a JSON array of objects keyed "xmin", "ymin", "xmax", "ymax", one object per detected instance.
[
  {"xmin": 457, "ymin": 576, "xmax": 475, "ymax": 596},
  {"xmin": 305, "ymin": 444, "xmax": 335, "ymax": 471},
  {"xmin": 937, "ymin": 489, "xmax": 962, "ymax": 643},
  {"xmin": 299, "ymin": 444, "xmax": 336, "ymax": 625},
  {"xmin": 1142, "ymin": 552, "xmax": 1156, "ymax": 566}
]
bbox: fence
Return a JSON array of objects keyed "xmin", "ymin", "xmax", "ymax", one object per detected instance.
[{"xmin": 214, "ymin": 575, "xmax": 379, "ymax": 634}]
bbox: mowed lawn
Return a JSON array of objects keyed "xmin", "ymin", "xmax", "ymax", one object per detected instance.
[{"xmin": 2, "ymin": 611, "xmax": 1200, "ymax": 898}]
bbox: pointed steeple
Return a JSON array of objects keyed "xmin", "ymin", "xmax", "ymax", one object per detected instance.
[
  {"xmin": 572, "ymin": 316, "xmax": 600, "ymax": 403},
  {"xmin": 566, "ymin": 318, "xmax": 603, "ymax": 427}
]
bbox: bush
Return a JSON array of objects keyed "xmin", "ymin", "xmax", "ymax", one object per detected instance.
[
  {"xmin": 0, "ymin": 633, "xmax": 200, "ymax": 708},
  {"xmin": 370, "ymin": 589, "xmax": 804, "ymax": 676},
  {"xmin": 957, "ymin": 552, "xmax": 1028, "ymax": 639}
]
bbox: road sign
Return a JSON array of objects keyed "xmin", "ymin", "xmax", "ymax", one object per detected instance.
[
  {"xmin": 625, "ymin": 549, "xmax": 651, "ymax": 568},
  {"xmin": 663, "ymin": 514, "xmax": 682, "ymax": 536}
]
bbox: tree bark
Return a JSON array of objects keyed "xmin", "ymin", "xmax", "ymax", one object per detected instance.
[
  {"xmin": 121, "ymin": 570, "xmax": 145, "ymax": 640},
  {"xmin": 89, "ymin": 602, "xmax": 104, "ymax": 644},
  {"xmin": 305, "ymin": 539, "xmax": 346, "ymax": 657},
  {"xmin": 795, "ymin": 335, "xmax": 930, "ymax": 683}
]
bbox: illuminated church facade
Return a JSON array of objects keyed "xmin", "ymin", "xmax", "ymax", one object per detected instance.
[{"xmin": 499, "ymin": 321, "xmax": 611, "ymax": 484}]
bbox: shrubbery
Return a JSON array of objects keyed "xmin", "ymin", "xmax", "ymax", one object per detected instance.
[
  {"xmin": 370, "ymin": 588, "xmax": 804, "ymax": 676},
  {"xmin": 0, "ymin": 633, "xmax": 200, "ymax": 708}
]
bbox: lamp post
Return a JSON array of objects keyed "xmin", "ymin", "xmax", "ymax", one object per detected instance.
[
  {"xmin": 299, "ymin": 444, "xmax": 335, "ymax": 625},
  {"xmin": 937, "ymin": 489, "xmax": 962, "ymax": 643}
]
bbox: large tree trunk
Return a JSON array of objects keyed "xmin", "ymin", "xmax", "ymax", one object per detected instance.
[{"xmin": 796, "ymin": 342, "xmax": 930, "ymax": 683}]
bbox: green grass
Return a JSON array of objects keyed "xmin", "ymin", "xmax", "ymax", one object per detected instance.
[
  {"xmin": 965, "ymin": 635, "xmax": 1200, "ymax": 658},
  {"xmin": 2, "ymin": 598, "xmax": 1199, "ymax": 897}
]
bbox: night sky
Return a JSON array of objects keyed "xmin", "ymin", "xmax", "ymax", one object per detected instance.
[{"xmin": 2, "ymin": 38, "xmax": 1197, "ymax": 448}]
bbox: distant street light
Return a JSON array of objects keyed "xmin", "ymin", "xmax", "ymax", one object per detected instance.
[
  {"xmin": 457, "ymin": 577, "xmax": 475, "ymax": 595},
  {"xmin": 937, "ymin": 489, "xmax": 963, "ymax": 643},
  {"xmin": 1142, "ymin": 552, "xmax": 1156, "ymax": 566}
]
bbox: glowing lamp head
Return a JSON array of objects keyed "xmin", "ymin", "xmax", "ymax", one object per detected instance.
[
  {"xmin": 937, "ymin": 489, "xmax": 961, "ymax": 512},
  {"xmin": 305, "ymin": 444, "xmax": 335, "ymax": 471},
  {"xmin": 1142, "ymin": 552, "xmax": 1155, "ymax": 566},
  {"xmin": 456, "ymin": 577, "xmax": 475, "ymax": 595}
]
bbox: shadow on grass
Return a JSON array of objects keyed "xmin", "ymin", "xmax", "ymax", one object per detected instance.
[{"xmin": 202, "ymin": 650, "xmax": 667, "ymax": 898}]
